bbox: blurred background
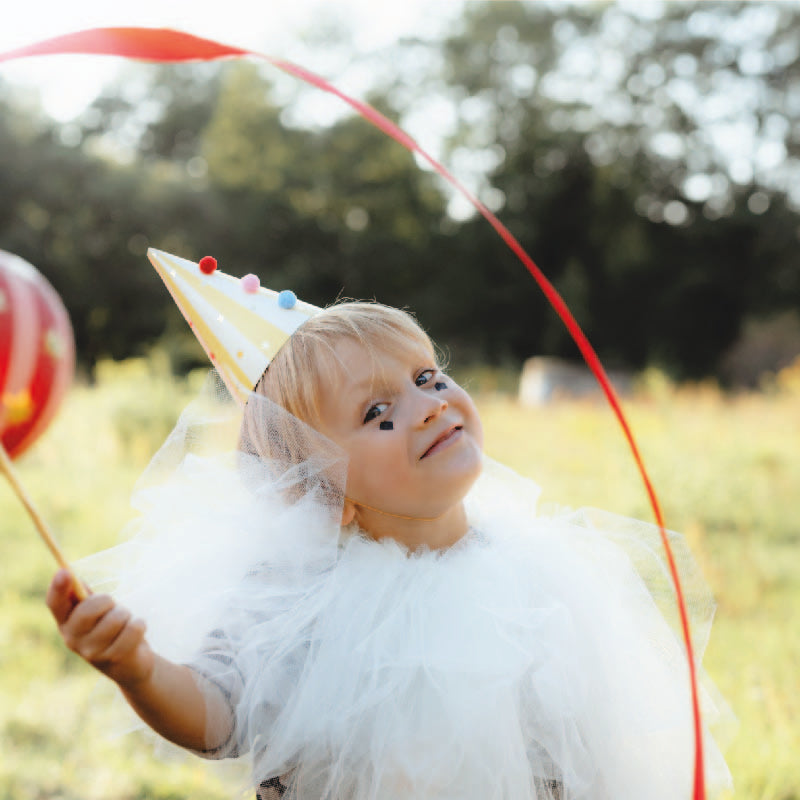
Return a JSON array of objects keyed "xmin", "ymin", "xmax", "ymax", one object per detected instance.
[
  {"xmin": 1, "ymin": 1, "xmax": 799, "ymax": 798},
  {"xmin": 1, "ymin": 0, "xmax": 799, "ymax": 382}
]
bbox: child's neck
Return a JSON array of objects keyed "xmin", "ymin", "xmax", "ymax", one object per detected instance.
[{"xmin": 358, "ymin": 502, "xmax": 470, "ymax": 552}]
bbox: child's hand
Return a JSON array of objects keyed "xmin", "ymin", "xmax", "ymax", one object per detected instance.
[{"xmin": 46, "ymin": 568, "xmax": 155, "ymax": 689}]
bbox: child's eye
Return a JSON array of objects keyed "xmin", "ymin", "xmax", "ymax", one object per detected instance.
[
  {"xmin": 415, "ymin": 369, "xmax": 437, "ymax": 387},
  {"xmin": 364, "ymin": 402, "xmax": 389, "ymax": 423}
]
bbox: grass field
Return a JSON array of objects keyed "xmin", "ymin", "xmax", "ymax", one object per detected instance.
[{"xmin": 1, "ymin": 357, "xmax": 798, "ymax": 799}]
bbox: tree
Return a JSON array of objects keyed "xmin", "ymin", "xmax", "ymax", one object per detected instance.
[
  {"xmin": 2, "ymin": 3, "xmax": 798, "ymax": 379},
  {"xmin": 378, "ymin": 0, "xmax": 800, "ymax": 376}
]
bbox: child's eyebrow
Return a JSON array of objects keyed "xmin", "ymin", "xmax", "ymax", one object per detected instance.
[{"xmin": 344, "ymin": 352, "xmax": 436, "ymax": 396}]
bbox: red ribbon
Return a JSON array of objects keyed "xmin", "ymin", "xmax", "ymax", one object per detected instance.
[{"xmin": 0, "ymin": 28, "xmax": 706, "ymax": 799}]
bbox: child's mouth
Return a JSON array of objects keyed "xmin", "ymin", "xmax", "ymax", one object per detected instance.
[{"xmin": 421, "ymin": 425, "xmax": 463, "ymax": 459}]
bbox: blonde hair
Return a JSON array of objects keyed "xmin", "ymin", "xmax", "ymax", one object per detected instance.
[{"xmin": 253, "ymin": 301, "xmax": 438, "ymax": 428}]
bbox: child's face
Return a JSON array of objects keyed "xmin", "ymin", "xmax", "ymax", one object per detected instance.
[{"xmin": 316, "ymin": 338, "xmax": 484, "ymax": 525}]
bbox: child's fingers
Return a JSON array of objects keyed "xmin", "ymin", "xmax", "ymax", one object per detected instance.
[
  {"xmin": 46, "ymin": 568, "xmax": 82, "ymax": 624},
  {"xmin": 88, "ymin": 617, "xmax": 153, "ymax": 687},
  {"xmin": 47, "ymin": 578, "xmax": 151, "ymax": 683},
  {"xmin": 58, "ymin": 593, "xmax": 116, "ymax": 649},
  {"xmin": 96, "ymin": 617, "xmax": 148, "ymax": 666},
  {"xmin": 69, "ymin": 603, "xmax": 133, "ymax": 661}
]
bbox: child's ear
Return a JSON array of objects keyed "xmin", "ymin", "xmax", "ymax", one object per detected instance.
[{"xmin": 340, "ymin": 498, "xmax": 356, "ymax": 526}]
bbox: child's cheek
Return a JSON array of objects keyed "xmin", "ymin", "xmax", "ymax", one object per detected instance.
[{"xmin": 475, "ymin": 420, "xmax": 485, "ymax": 451}]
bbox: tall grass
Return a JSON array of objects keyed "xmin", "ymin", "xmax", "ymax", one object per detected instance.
[{"xmin": 1, "ymin": 357, "xmax": 798, "ymax": 799}]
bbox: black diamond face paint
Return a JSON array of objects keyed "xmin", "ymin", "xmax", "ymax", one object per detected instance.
[
  {"xmin": 379, "ymin": 420, "xmax": 394, "ymax": 431},
  {"xmin": 434, "ymin": 382, "xmax": 447, "ymax": 391}
]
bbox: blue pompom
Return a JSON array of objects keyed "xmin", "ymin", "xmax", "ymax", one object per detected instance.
[{"xmin": 277, "ymin": 290, "xmax": 297, "ymax": 309}]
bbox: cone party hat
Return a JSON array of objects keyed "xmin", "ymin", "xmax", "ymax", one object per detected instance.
[{"xmin": 148, "ymin": 249, "xmax": 320, "ymax": 406}]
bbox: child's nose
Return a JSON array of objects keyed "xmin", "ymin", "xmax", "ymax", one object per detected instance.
[{"xmin": 420, "ymin": 394, "xmax": 448, "ymax": 425}]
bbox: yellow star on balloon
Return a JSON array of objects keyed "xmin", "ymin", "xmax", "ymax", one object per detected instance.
[{"xmin": 1, "ymin": 390, "xmax": 34, "ymax": 425}]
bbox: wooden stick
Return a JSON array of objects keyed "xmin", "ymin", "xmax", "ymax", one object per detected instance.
[{"xmin": 0, "ymin": 441, "xmax": 88, "ymax": 600}]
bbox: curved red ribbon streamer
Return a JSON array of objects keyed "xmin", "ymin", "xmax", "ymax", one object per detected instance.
[{"xmin": 0, "ymin": 28, "xmax": 706, "ymax": 799}]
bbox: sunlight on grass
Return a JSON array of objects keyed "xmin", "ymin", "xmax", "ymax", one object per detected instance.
[{"xmin": 1, "ymin": 358, "xmax": 798, "ymax": 799}]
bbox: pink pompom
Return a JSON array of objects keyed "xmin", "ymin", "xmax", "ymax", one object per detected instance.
[
  {"xmin": 241, "ymin": 273, "xmax": 260, "ymax": 293},
  {"xmin": 199, "ymin": 256, "xmax": 217, "ymax": 275}
]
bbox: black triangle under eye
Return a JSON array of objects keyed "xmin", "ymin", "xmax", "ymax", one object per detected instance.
[
  {"xmin": 379, "ymin": 420, "xmax": 394, "ymax": 431},
  {"xmin": 434, "ymin": 382, "xmax": 447, "ymax": 391}
]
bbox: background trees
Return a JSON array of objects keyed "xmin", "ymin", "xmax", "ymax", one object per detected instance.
[{"xmin": 1, "ymin": 0, "xmax": 798, "ymax": 381}]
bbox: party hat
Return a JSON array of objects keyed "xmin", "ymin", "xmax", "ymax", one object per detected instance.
[{"xmin": 147, "ymin": 249, "xmax": 320, "ymax": 405}]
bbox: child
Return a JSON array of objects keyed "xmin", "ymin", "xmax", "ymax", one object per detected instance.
[{"xmin": 47, "ymin": 251, "xmax": 732, "ymax": 799}]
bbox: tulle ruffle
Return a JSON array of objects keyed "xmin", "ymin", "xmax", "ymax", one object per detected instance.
[{"xmin": 79, "ymin": 384, "xmax": 733, "ymax": 799}]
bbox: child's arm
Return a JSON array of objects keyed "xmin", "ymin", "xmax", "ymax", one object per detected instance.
[{"xmin": 46, "ymin": 568, "xmax": 233, "ymax": 753}]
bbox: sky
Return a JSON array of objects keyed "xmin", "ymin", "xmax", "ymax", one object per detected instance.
[{"xmin": 0, "ymin": 0, "xmax": 465, "ymax": 120}]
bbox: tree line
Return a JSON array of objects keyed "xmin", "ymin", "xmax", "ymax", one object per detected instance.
[{"xmin": 1, "ymin": 1, "xmax": 798, "ymax": 382}]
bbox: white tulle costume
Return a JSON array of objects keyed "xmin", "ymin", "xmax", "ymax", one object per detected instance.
[{"xmin": 82, "ymin": 381, "xmax": 733, "ymax": 800}]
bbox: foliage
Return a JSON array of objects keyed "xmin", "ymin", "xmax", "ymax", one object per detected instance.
[
  {"xmin": 418, "ymin": 1, "xmax": 800, "ymax": 374},
  {"xmin": 0, "ymin": 361, "xmax": 798, "ymax": 797},
  {"xmin": 1, "ymin": 1, "xmax": 799, "ymax": 379}
]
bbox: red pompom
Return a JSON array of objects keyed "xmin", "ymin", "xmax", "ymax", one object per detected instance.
[{"xmin": 199, "ymin": 256, "xmax": 217, "ymax": 275}]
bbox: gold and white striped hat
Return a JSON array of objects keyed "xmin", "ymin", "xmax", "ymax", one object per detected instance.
[{"xmin": 148, "ymin": 249, "xmax": 320, "ymax": 406}]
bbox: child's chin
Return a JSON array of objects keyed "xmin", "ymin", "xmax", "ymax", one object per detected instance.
[
  {"xmin": 451, "ymin": 441, "xmax": 484, "ymax": 482},
  {"xmin": 437, "ymin": 457, "xmax": 484, "ymax": 507}
]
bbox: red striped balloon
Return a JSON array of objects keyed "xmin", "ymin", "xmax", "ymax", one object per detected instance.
[{"xmin": 0, "ymin": 250, "xmax": 75, "ymax": 458}]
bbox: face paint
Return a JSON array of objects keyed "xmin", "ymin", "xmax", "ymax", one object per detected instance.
[
  {"xmin": 379, "ymin": 420, "xmax": 394, "ymax": 431},
  {"xmin": 435, "ymin": 382, "xmax": 447, "ymax": 391}
]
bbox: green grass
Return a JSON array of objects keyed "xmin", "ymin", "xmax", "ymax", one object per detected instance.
[{"xmin": 2, "ymin": 358, "xmax": 798, "ymax": 798}]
